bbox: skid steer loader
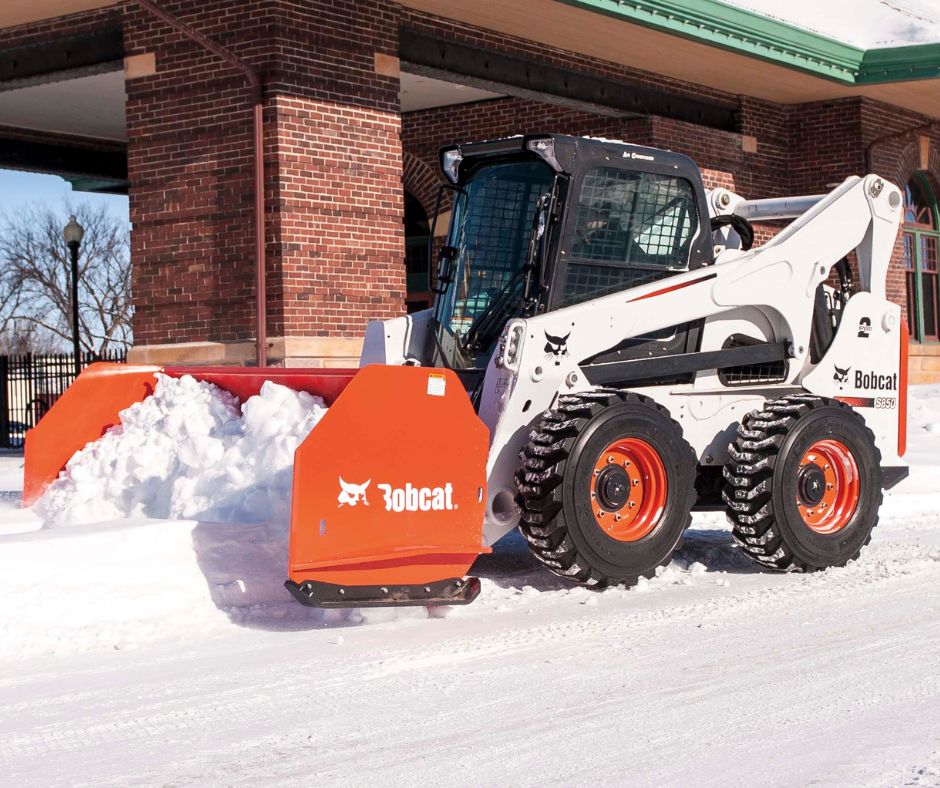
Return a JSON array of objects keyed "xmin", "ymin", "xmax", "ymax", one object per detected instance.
[{"xmin": 24, "ymin": 135, "xmax": 909, "ymax": 608}]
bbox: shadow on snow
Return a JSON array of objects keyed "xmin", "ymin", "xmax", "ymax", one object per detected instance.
[{"xmin": 191, "ymin": 519, "xmax": 763, "ymax": 633}]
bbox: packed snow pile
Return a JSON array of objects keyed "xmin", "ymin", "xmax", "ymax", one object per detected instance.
[{"xmin": 35, "ymin": 374, "xmax": 327, "ymax": 527}]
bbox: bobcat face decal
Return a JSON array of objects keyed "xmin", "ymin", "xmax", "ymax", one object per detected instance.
[
  {"xmin": 833, "ymin": 365, "xmax": 851, "ymax": 385},
  {"xmin": 337, "ymin": 478, "xmax": 370, "ymax": 507},
  {"xmin": 544, "ymin": 331, "xmax": 570, "ymax": 366}
]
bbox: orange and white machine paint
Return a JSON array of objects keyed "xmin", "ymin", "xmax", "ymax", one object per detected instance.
[{"xmin": 23, "ymin": 136, "xmax": 910, "ymax": 608}]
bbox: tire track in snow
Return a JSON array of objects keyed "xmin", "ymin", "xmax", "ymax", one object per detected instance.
[{"xmin": 1, "ymin": 536, "xmax": 937, "ymax": 783}]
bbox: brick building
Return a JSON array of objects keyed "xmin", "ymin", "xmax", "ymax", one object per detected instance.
[{"xmin": 1, "ymin": 1, "xmax": 939, "ymax": 380}]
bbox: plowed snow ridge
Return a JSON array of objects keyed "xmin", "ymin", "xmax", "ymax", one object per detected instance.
[{"xmin": 35, "ymin": 373, "xmax": 327, "ymax": 526}]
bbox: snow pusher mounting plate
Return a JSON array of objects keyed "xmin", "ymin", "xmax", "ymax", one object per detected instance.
[
  {"xmin": 287, "ymin": 365, "xmax": 490, "ymax": 607},
  {"xmin": 285, "ymin": 576, "xmax": 482, "ymax": 608},
  {"xmin": 23, "ymin": 362, "xmax": 357, "ymax": 506}
]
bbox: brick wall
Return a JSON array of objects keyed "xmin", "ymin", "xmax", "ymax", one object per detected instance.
[
  {"xmin": 2, "ymin": 1, "xmax": 937, "ymax": 359},
  {"xmin": 123, "ymin": 0, "xmax": 276, "ymax": 345},
  {"xmin": 124, "ymin": 0, "xmax": 405, "ymax": 349},
  {"xmin": 264, "ymin": 1, "xmax": 404, "ymax": 341}
]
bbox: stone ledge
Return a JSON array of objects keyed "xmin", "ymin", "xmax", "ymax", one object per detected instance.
[
  {"xmin": 909, "ymin": 342, "xmax": 940, "ymax": 357},
  {"xmin": 127, "ymin": 337, "xmax": 364, "ymax": 367}
]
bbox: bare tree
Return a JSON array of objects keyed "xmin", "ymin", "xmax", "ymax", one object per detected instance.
[{"xmin": 0, "ymin": 201, "xmax": 132, "ymax": 354}]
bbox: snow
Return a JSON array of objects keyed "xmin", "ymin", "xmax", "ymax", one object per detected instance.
[
  {"xmin": 0, "ymin": 387, "xmax": 939, "ymax": 784},
  {"xmin": 724, "ymin": 0, "xmax": 940, "ymax": 49},
  {"xmin": 36, "ymin": 374, "xmax": 327, "ymax": 527}
]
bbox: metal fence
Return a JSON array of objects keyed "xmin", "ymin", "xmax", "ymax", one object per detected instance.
[{"xmin": 0, "ymin": 350, "xmax": 126, "ymax": 449}]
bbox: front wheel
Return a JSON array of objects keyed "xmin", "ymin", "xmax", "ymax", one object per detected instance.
[
  {"xmin": 723, "ymin": 394, "xmax": 883, "ymax": 571},
  {"xmin": 515, "ymin": 391, "xmax": 697, "ymax": 587}
]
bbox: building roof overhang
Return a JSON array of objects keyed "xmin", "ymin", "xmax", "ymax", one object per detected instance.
[
  {"xmin": 3, "ymin": 0, "xmax": 940, "ymax": 117},
  {"xmin": 400, "ymin": 0, "xmax": 940, "ymax": 117},
  {"xmin": 0, "ymin": 1, "xmax": 119, "ymax": 29}
]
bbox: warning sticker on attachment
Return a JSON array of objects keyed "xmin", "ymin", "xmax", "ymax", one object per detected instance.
[{"xmin": 427, "ymin": 372, "xmax": 447, "ymax": 397}]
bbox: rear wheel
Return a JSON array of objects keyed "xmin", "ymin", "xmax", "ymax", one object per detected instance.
[
  {"xmin": 723, "ymin": 394, "xmax": 882, "ymax": 571},
  {"xmin": 515, "ymin": 391, "xmax": 697, "ymax": 587}
]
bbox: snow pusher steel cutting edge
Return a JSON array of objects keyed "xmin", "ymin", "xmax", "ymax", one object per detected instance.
[{"xmin": 23, "ymin": 362, "xmax": 489, "ymax": 608}]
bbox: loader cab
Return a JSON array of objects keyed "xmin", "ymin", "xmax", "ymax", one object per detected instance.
[{"xmin": 429, "ymin": 134, "xmax": 713, "ymax": 373}]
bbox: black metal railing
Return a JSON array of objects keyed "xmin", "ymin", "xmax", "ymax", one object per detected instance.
[{"xmin": 0, "ymin": 350, "xmax": 126, "ymax": 449}]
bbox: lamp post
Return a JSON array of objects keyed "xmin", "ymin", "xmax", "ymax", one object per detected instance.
[{"xmin": 63, "ymin": 216, "xmax": 84, "ymax": 378}]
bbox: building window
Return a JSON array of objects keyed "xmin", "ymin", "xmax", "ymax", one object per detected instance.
[{"xmin": 903, "ymin": 174, "xmax": 940, "ymax": 342}]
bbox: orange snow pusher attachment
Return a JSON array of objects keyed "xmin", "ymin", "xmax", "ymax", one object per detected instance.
[{"xmin": 24, "ymin": 363, "xmax": 489, "ymax": 607}]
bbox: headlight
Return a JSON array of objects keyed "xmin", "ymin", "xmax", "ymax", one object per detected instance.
[
  {"xmin": 496, "ymin": 321, "xmax": 525, "ymax": 370},
  {"xmin": 526, "ymin": 137, "xmax": 562, "ymax": 172},
  {"xmin": 442, "ymin": 148, "xmax": 463, "ymax": 184}
]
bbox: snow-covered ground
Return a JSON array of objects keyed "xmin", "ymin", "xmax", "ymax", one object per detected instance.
[{"xmin": 1, "ymin": 387, "xmax": 939, "ymax": 786}]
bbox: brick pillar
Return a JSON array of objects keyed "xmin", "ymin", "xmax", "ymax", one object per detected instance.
[
  {"xmin": 267, "ymin": 0, "xmax": 404, "ymax": 365},
  {"xmin": 125, "ymin": 0, "xmax": 405, "ymax": 367}
]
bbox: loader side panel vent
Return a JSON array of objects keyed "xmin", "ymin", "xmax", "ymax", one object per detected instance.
[{"xmin": 718, "ymin": 334, "xmax": 788, "ymax": 386}]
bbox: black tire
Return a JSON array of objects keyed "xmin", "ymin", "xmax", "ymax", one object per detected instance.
[
  {"xmin": 723, "ymin": 394, "xmax": 882, "ymax": 571},
  {"xmin": 515, "ymin": 391, "xmax": 697, "ymax": 587}
]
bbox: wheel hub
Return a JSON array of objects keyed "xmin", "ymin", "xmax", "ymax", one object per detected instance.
[
  {"xmin": 590, "ymin": 437, "xmax": 667, "ymax": 542},
  {"xmin": 796, "ymin": 439, "xmax": 860, "ymax": 534},
  {"xmin": 596, "ymin": 465, "xmax": 631, "ymax": 510},
  {"xmin": 797, "ymin": 463, "xmax": 826, "ymax": 506}
]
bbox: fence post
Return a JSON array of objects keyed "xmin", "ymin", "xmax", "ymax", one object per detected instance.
[{"xmin": 0, "ymin": 356, "xmax": 9, "ymax": 450}]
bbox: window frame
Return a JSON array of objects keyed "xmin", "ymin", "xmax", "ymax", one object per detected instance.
[{"xmin": 903, "ymin": 172, "xmax": 940, "ymax": 343}]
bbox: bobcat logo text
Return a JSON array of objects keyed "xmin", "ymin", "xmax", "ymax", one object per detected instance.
[{"xmin": 377, "ymin": 483, "xmax": 456, "ymax": 513}]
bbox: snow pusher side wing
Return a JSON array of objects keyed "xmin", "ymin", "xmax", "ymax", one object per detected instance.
[
  {"xmin": 285, "ymin": 365, "xmax": 490, "ymax": 608},
  {"xmin": 23, "ymin": 362, "xmax": 357, "ymax": 505}
]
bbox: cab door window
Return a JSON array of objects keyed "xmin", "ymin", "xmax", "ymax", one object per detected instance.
[{"xmin": 561, "ymin": 168, "xmax": 697, "ymax": 306}]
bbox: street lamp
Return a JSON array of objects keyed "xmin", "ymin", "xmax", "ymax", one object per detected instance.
[{"xmin": 63, "ymin": 216, "xmax": 84, "ymax": 378}]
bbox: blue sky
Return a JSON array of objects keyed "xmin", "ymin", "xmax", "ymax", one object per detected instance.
[{"xmin": 0, "ymin": 169, "xmax": 129, "ymax": 225}]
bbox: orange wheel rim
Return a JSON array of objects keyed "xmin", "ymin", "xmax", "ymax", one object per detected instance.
[
  {"xmin": 795, "ymin": 439, "xmax": 859, "ymax": 534},
  {"xmin": 590, "ymin": 437, "xmax": 667, "ymax": 542}
]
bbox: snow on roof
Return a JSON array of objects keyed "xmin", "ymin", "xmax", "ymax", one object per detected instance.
[{"xmin": 723, "ymin": 0, "xmax": 940, "ymax": 49}]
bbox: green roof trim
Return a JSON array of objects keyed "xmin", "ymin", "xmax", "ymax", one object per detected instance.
[
  {"xmin": 558, "ymin": 0, "xmax": 940, "ymax": 85},
  {"xmin": 858, "ymin": 43, "xmax": 940, "ymax": 84}
]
